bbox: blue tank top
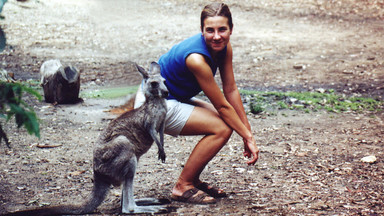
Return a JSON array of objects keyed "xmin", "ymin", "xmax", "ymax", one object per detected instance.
[{"xmin": 159, "ymin": 33, "xmax": 227, "ymax": 101}]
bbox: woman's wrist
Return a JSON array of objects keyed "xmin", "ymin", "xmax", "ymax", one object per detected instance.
[{"xmin": 243, "ymin": 131, "xmax": 253, "ymax": 142}]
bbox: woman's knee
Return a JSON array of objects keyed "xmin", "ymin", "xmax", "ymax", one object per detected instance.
[{"xmin": 215, "ymin": 122, "xmax": 233, "ymax": 141}]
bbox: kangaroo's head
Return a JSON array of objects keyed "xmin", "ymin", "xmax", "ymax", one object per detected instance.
[{"xmin": 136, "ymin": 62, "xmax": 168, "ymax": 99}]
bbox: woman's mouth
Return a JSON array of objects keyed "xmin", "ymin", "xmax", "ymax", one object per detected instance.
[{"xmin": 212, "ymin": 41, "xmax": 222, "ymax": 47}]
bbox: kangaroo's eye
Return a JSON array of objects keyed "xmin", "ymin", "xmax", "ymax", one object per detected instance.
[{"xmin": 151, "ymin": 82, "xmax": 159, "ymax": 88}]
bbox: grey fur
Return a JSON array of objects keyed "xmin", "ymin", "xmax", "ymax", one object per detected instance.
[{"xmin": 5, "ymin": 62, "xmax": 168, "ymax": 215}]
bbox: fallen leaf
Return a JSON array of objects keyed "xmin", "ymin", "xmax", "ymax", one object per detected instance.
[
  {"xmin": 36, "ymin": 143, "xmax": 63, "ymax": 148},
  {"xmin": 69, "ymin": 170, "xmax": 86, "ymax": 176}
]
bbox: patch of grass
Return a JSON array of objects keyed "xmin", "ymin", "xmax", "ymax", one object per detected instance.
[
  {"xmin": 277, "ymin": 101, "xmax": 288, "ymax": 109},
  {"xmin": 250, "ymin": 102, "xmax": 264, "ymax": 114},
  {"xmin": 240, "ymin": 89, "xmax": 383, "ymax": 114},
  {"xmin": 21, "ymin": 79, "xmax": 139, "ymax": 100},
  {"xmin": 80, "ymin": 86, "xmax": 139, "ymax": 99}
]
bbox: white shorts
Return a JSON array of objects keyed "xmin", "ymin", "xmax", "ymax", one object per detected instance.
[{"xmin": 134, "ymin": 85, "xmax": 195, "ymax": 136}]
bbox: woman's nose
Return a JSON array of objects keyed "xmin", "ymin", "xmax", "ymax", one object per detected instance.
[{"xmin": 213, "ymin": 31, "xmax": 220, "ymax": 40}]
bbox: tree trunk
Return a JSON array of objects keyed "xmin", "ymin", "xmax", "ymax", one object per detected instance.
[{"xmin": 40, "ymin": 59, "xmax": 81, "ymax": 104}]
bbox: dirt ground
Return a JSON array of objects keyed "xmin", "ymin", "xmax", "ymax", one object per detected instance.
[{"xmin": 0, "ymin": 0, "xmax": 384, "ymax": 215}]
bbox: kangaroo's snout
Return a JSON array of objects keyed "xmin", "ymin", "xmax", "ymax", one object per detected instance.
[{"xmin": 155, "ymin": 85, "xmax": 168, "ymax": 98}]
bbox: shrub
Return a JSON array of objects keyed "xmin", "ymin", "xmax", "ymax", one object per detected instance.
[{"xmin": 0, "ymin": 81, "xmax": 41, "ymax": 147}]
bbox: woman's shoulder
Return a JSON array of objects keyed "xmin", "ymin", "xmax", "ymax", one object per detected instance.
[{"xmin": 186, "ymin": 53, "xmax": 208, "ymax": 66}]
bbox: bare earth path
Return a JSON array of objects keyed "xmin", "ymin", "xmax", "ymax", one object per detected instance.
[{"xmin": 0, "ymin": 0, "xmax": 383, "ymax": 215}]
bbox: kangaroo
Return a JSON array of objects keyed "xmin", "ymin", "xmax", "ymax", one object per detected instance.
[{"xmin": 5, "ymin": 62, "xmax": 169, "ymax": 215}]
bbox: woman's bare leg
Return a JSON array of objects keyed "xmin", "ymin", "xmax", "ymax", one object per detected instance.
[{"xmin": 172, "ymin": 105, "xmax": 233, "ymax": 200}]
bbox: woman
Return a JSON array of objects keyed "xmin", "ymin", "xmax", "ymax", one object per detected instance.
[{"xmin": 135, "ymin": 2, "xmax": 259, "ymax": 204}]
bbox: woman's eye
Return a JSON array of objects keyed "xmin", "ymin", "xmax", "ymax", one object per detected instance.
[{"xmin": 219, "ymin": 27, "xmax": 228, "ymax": 32}]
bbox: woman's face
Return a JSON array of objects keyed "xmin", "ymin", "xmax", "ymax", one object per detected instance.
[{"xmin": 202, "ymin": 16, "xmax": 232, "ymax": 54}]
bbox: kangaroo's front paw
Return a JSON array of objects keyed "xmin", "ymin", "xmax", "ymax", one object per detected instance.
[{"xmin": 158, "ymin": 150, "xmax": 166, "ymax": 163}]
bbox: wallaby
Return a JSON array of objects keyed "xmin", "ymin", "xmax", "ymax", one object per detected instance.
[{"xmin": 5, "ymin": 62, "xmax": 169, "ymax": 215}]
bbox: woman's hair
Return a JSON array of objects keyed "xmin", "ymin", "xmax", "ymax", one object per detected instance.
[{"xmin": 200, "ymin": 2, "xmax": 233, "ymax": 31}]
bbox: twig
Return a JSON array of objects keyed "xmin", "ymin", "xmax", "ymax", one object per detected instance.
[
  {"xmin": 0, "ymin": 123, "xmax": 10, "ymax": 148},
  {"xmin": 36, "ymin": 144, "xmax": 63, "ymax": 148}
]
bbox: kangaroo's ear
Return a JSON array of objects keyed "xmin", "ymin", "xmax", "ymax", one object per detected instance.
[
  {"xmin": 136, "ymin": 63, "xmax": 149, "ymax": 79},
  {"xmin": 149, "ymin": 61, "xmax": 161, "ymax": 75}
]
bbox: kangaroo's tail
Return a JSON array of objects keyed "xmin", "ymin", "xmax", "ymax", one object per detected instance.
[{"xmin": 3, "ymin": 176, "xmax": 110, "ymax": 216}]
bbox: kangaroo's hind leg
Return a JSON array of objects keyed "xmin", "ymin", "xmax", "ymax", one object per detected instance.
[
  {"xmin": 121, "ymin": 156, "xmax": 138, "ymax": 213},
  {"xmin": 121, "ymin": 156, "xmax": 169, "ymax": 214}
]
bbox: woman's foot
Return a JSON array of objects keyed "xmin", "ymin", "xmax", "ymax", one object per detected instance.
[
  {"xmin": 171, "ymin": 187, "xmax": 216, "ymax": 204},
  {"xmin": 196, "ymin": 182, "xmax": 227, "ymax": 198}
]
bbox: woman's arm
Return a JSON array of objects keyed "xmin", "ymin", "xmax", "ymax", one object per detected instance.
[
  {"xmin": 219, "ymin": 42, "xmax": 251, "ymax": 131},
  {"xmin": 219, "ymin": 42, "xmax": 259, "ymax": 164}
]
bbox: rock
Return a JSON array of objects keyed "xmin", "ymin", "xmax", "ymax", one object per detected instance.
[
  {"xmin": 235, "ymin": 168, "xmax": 246, "ymax": 173},
  {"xmin": 293, "ymin": 64, "xmax": 306, "ymax": 70},
  {"xmin": 310, "ymin": 200, "xmax": 329, "ymax": 210},
  {"xmin": 316, "ymin": 88, "xmax": 326, "ymax": 93},
  {"xmin": 360, "ymin": 155, "xmax": 377, "ymax": 163}
]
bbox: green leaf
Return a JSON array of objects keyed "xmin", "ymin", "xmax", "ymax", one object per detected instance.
[
  {"xmin": 0, "ymin": 81, "xmax": 41, "ymax": 145},
  {"xmin": 21, "ymin": 84, "xmax": 42, "ymax": 101},
  {"xmin": 9, "ymin": 103, "xmax": 25, "ymax": 128},
  {"xmin": 7, "ymin": 103, "xmax": 40, "ymax": 137},
  {"xmin": 23, "ymin": 111, "xmax": 40, "ymax": 138}
]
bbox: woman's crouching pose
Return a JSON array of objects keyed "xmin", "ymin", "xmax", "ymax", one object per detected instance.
[{"xmin": 134, "ymin": 2, "xmax": 259, "ymax": 204}]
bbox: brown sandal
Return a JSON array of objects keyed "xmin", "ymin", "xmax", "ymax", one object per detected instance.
[
  {"xmin": 196, "ymin": 182, "xmax": 227, "ymax": 198},
  {"xmin": 171, "ymin": 188, "xmax": 216, "ymax": 204}
]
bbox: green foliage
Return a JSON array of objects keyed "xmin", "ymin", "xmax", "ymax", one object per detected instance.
[
  {"xmin": 240, "ymin": 89, "xmax": 383, "ymax": 114},
  {"xmin": 0, "ymin": 81, "xmax": 42, "ymax": 147}
]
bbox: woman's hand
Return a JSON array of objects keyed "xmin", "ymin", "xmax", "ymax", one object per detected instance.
[{"xmin": 243, "ymin": 136, "xmax": 259, "ymax": 165}]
